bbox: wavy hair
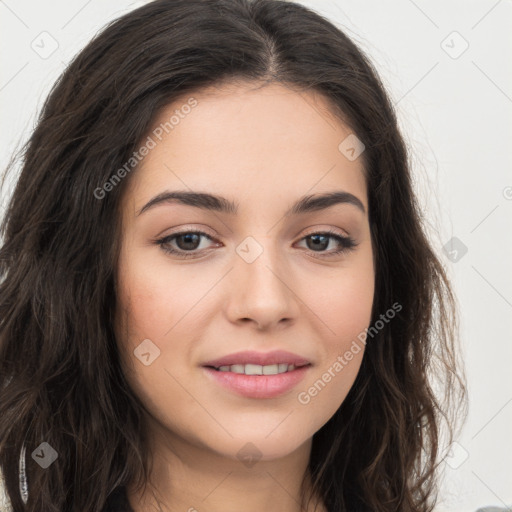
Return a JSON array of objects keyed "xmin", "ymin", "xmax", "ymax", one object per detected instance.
[{"xmin": 0, "ymin": 0, "xmax": 467, "ymax": 510}]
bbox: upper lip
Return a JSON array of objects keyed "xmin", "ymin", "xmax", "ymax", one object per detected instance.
[{"xmin": 201, "ymin": 350, "xmax": 311, "ymax": 368}]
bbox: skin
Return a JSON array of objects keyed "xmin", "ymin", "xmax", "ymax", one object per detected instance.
[{"xmin": 115, "ymin": 81, "xmax": 375, "ymax": 512}]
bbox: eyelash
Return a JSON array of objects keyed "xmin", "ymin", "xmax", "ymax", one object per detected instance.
[{"xmin": 155, "ymin": 229, "xmax": 358, "ymax": 259}]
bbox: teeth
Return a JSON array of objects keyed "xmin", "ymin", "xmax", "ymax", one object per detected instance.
[
  {"xmin": 277, "ymin": 363, "xmax": 289, "ymax": 373},
  {"xmin": 216, "ymin": 363, "xmax": 302, "ymax": 375}
]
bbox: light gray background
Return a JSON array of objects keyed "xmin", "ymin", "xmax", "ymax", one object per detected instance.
[{"xmin": 1, "ymin": 1, "xmax": 511, "ymax": 511}]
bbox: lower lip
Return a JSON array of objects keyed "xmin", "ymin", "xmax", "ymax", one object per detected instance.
[{"xmin": 202, "ymin": 365, "xmax": 311, "ymax": 399}]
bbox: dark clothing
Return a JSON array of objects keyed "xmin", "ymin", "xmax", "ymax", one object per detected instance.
[{"xmin": 101, "ymin": 486, "xmax": 134, "ymax": 512}]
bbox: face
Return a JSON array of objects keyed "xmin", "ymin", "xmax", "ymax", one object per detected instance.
[{"xmin": 115, "ymin": 81, "xmax": 375, "ymax": 463}]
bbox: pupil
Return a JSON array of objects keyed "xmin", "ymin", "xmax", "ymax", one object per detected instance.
[
  {"xmin": 178, "ymin": 233, "xmax": 200, "ymax": 250},
  {"xmin": 308, "ymin": 234, "xmax": 328, "ymax": 251}
]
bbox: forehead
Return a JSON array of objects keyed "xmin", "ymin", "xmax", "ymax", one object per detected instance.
[{"xmin": 124, "ymin": 81, "xmax": 367, "ymax": 215}]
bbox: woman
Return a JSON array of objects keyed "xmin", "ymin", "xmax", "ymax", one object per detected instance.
[{"xmin": 0, "ymin": 0, "xmax": 467, "ymax": 511}]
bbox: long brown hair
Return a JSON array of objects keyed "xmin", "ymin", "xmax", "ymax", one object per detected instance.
[{"xmin": 0, "ymin": 0, "xmax": 467, "ymax": 510}]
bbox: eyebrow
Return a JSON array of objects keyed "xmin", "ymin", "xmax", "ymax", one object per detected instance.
[{"xmin": 137, "ymin": 190, "xmax": 366, "ymax": 217}]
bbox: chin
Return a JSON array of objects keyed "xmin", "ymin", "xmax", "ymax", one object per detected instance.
[{"xmin": 207, "ymin": 429, "xmax": 311, "ymax": 464}]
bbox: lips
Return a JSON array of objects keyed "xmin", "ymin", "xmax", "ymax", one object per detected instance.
[
  {"xmin": 202, "ymin": 364, "xmax": 311, "ymax": 399},
  {"xmin": 201, "ymin": 350, "xmax": 311, "ymax": 369}
]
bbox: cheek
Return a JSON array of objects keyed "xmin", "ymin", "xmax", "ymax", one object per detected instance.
[
  {"xmin": 296, "ymin": 257, "xmax": 374, "ymax": 412},
  {"xmin": 307, "ymin": 253, "xmax": 375, "ymax": 345},
  {"xmin": 115, "ymin": 249, "xmax": 204, "ymax": 342},
  {"xmin": 114, "ymin": 255, "xmax": 205, "ymax": 430}
]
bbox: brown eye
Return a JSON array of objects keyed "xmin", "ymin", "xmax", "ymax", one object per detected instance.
[
  {"xmin": 297, "ymin": 230, "xmax": 358, "ymax": 257},
  {"xmin": 156, "ymin": 231, "xmax": 217, "ymax": 258}
]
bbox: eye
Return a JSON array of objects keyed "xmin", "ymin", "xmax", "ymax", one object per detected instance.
[
  {"xmin": 156, "ymin": 230, "xmax": 218, "ymax": 259},
  {"xmin": 295, "ymin": 229, "xmax": 358, "ymax": 258},
  {"xmin": 155, "ymin": 228, "xmax": 358, "ymax": 259}
]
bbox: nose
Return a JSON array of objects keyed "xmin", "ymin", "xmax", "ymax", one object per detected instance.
[{"xmin": 224, "ymin": 238, "xmax": 301, "ymax": 331}]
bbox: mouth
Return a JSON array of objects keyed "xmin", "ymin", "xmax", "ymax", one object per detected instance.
[
  {"xmin": 205, "ymin": 362, "xmax": 311, "ymax": 375},
  {"xmin": 201, "ymin": 349, "xmax": 311, "ymax": 369},
  {"xmin": 201, "ymin": 362, "xmax": 312, "ymax": 399}
]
